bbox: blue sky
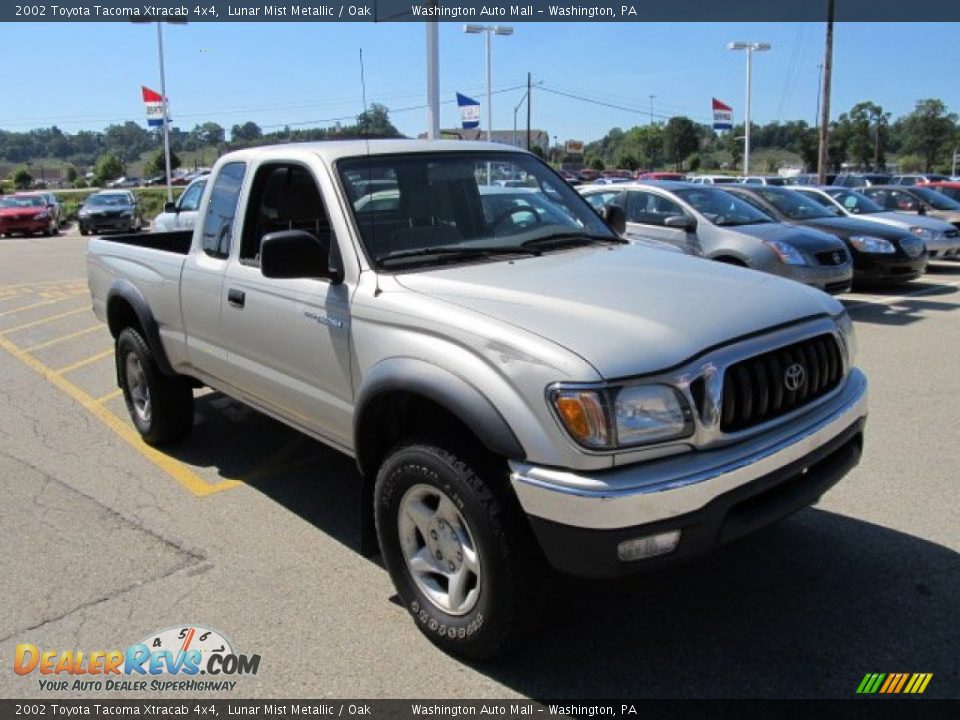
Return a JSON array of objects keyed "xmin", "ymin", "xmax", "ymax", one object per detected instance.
[{"xmin": 1, "ymin": 22, "xmax": 958, "ymax": 143}]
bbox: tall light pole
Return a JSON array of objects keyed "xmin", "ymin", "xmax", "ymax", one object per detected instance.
[
  {"xmin": 727, "ymin": 41, "xmax": 771, "ymax": 175},
  {"xmin": 462, "ymin": 24, "xmax": 513, "ymax": 142},
  {"xmin": 817, "ymin": 0, "xmax": 835, "ymax": 185},
  {"xmin": 134, "ymin": 19, "xmax": 185, "ymax": 203},
  {"xmin": 426, "ymin": 22, "xmax": 440, "ymax": 139},
  {"xmin": 648, "ymin": 95, "xmax": 656, "ymax": 125}
]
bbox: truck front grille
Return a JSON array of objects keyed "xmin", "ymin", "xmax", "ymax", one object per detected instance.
[{"xmin": 720, "ymin": 333, "xmax": 844, "ymax": 432}]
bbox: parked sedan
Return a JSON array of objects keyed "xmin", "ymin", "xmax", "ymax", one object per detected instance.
[
  {"xmin": 0, "ymin": 194, "xmax": 58, "ymax": 237},
  {"xmin": 724, "ymin": 185, "xmax": 927, "ymax": 285},
  {"xmin": 859, "ymin": 185, "xmax": 960, "ymax": 229},
  {"xmin": 77, "ymin": 191, "xmax": 144, "ymax": 235},
  {"xmin": 579, "ymin": 182, "xmax": 853, "ymax": 294},
  {"xmin": 794, "ymin": 186, "xmax": 960, "ymax": 259},
  {"xmin": 151, "ymin": 176, "xmax": 208, "ymax": 233},
  {"xmin": 917, "ymin": 181, "xmax": 960, "ymax": 205},
  {"xmin": 891, "ymin": 174, "xmax": 951, "ymax": 186}
]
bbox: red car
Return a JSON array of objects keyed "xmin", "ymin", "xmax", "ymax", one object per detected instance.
[
  {"xmin": 0, "ymin": 194, "xmax": 57, "ymax": 237},
  {"xmin": 918, "ymin": 181, "xmax": 960, "ymax": 204},
  {"xmin": 636, "ymin": 172, "xmax": 687, "ymax": 181}
]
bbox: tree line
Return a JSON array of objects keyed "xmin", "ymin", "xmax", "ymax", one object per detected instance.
[
  {"xmin": 0, "ymin": 104, "xmax": 401, "ymax": 186},
  {"xmin": 581, "ymin": 98, "xmax": 958, "ymax": 174}
]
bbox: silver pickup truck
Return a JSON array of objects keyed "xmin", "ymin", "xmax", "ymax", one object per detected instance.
[{"xmin": 87, "ymin": 140, "xmax": 868, "ymax": 659}]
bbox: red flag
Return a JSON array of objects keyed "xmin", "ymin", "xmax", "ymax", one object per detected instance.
[
  {"xmin": 712, "ymin": 98, "xmax": 732, "ymax": 112},
  {"xmin": 142, "ymin": 86, "xmax": 164, "ymax": 103}
]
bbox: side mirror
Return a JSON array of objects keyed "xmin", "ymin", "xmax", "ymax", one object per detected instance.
[
  {"xmin": 602, "ymin": 203, "xmax": 626, "ymax": 235},
  {"xmin": 260, "ymin": 230, "xmax": 343, "ymax": 284},
  {"xmin": 163, "ymin": 202, "xmax": 177, "ymax": 214},
  {"xmin": 664, "ymin": 214, "xmax": 695, "ymax": 231}
]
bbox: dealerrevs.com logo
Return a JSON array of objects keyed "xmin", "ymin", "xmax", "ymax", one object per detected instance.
[{"xmin": 13, "ymin": 625, "xmax": 261, "ymax": 693}]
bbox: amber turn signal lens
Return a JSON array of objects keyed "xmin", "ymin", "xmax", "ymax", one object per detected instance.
[{"xmin": 556, "ymin": 397, "xmax": 590, "ymax": 439}]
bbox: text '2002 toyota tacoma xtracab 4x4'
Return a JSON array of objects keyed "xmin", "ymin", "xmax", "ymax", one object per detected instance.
[{"xmin": 87, "ymin": 140, "xmax": 867, "ymax": 658}]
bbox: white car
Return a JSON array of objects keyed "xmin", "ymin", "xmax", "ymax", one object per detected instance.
[
  {"xmin": 151, "ymin": 175, "xmax": 208, "ymax": 233},
  {"xmin": 688, "ymin": 175, "xmax": 740, "ymax": 185}
]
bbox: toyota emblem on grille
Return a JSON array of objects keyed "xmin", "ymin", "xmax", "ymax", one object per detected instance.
[{"xmin": 783, "ymin": 363, "xmax": 806, "ymax": 392}]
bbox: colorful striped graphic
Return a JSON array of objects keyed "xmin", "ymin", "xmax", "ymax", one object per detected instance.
[{"xmin": 856, "ymin": 672, "xmax": 933, "ymax": 694}]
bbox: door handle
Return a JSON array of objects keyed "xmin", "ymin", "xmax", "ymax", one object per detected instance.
[{"xmin": 227, "ymin": 288, "xmax": 245, "ymax": 308}]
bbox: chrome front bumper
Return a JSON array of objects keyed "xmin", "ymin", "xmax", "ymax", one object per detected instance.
[{"xmin": 510, "ymin": 368, "xmax": 868, "ymax": 531}]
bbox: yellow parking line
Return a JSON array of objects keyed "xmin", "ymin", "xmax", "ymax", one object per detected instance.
[
  {"xmin": 0, "ymin": 332, "xmax": 241, "ymax": 497},
  {"xmin": 0, "ymin": 277, "xmax": 86, "ymax": 291},
  {"xmin": 0, "ymin": 299, "xmax": 57, "ymax": 318},
  {"xmin": 54, "ymin": 348, "xmax": 114, "ymax": 374},
  {"xmin": 23, "ymin": 324, "xmax": 103, "ymax": 352},
  {"xmin": 95, "ymin": 388, "xmax": 123, "ymax": 404},
  {"xmin": 1, "ymin": 305, "xmax": 91, "ymax": 334}
]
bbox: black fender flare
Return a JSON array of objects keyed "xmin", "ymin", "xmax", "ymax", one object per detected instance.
[
  {"xmin": 105, "ymin": 279, "xmax": 176, "ymax": 376},
  {"xmin": 353, "ymin": 358, "xmax": 526, "ymax": 479}
]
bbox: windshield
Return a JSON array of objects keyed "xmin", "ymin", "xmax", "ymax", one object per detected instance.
[
  {"xmin": 750, "ymin": 187, "xmax": 841, "ymax": 220},
  {"xmin": 825, "ymin": 189, "xmax": 884, "ymax": 215},
  {"xmin": 911, "ymin": 186, "xmax": 960, "ymax": 211},
  {"xmin": 338, "ymin": 152, "xmax": 617, "ymax": 269},
  {"xmin": 674, "ymin": 187, "xmax": 774, "ymax": 226},
  {"xmin": 0, "ymin": 196, "xmax": 45, "ymax": 208},
  {"xmin": 86, "ymin": 194, "xmax": 131, "ymax": 207}
]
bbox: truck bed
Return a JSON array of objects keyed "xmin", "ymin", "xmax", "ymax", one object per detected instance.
[{"xmin": 96, "ymin": 230, "xmax": 193, "ymax": 255}]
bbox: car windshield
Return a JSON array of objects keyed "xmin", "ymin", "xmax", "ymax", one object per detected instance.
[
  {"xmin": 751, "ymin": 187, "xmax": 841, "ymax": 220},
  {"xmin": 338, "ymin": 151, "xmax": 618, "ymax": 270},
  {"xmin": 0, "ymin": 196, "xmax": 45, "ymax": 208},
  {"xmin": 825, "ymin": 189, "xmax": 884, "ymax": 215},
  {"xmin": 674, "ymin": 187, "xmax": 774, "ymax": 226},
  {"xmin": 911, "ymin": 186, "xmax": 960, "ymax": 211},
  {"xmin": 86, "ymin": 194, "xmax": 130, "ymax": 207}
]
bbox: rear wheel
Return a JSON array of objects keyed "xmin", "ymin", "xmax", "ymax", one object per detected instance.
[
  {"xmin": 375, "ymin": 443, "xmax": 537, "ymax": 659},
  {"xmin": 116, "ymin": 327, "xmax": 194, "ymax": 446}
]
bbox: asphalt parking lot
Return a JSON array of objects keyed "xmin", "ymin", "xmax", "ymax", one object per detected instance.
[{"xmin": 1, "ymin": 226, "xmax": 958, "ymax": 700}]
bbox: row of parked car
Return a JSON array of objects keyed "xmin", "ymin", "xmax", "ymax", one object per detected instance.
[{"xmin": 577, "ymin": 180, "xmax": 960, "ymax": 294}]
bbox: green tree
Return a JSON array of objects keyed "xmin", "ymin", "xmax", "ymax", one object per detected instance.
[
  {"xmin": 64, "ymin": 164, "xmax": 78, "ymax": 183},
  {"xmin": 12, "ymin": 166, "xmax": 32, "ymax": 189},
  {"xmin": 355, "ymin": 103, "xmax": 400, "ymax": 137},
  {"xmin": 230, "ymin": 121, "xmax": 263, "ymax": 143},
  {"xmin": 145, "ymin": 148, "xmax": 181, "ymax": 176},
  {"xmin": 93, "ymin": 153, "xmax": 123, "ymax": 186},
  {"xmin": 663, "ymin": 116, "xmax": 700, "ymax": 171},
  {"xmin": 589, "ymin": 158, "xmax": 605, "ymax": 171},
  {"xmin": 190, "ymin": 122, "xmax": 225, "ymax": 147},
  {"xmin": 900, "ymin": 99, "xmax": 958, "ymax": 172},
  {"xmin": 617, "ymin": 153, "xmax": 639, "ymax": 171}
]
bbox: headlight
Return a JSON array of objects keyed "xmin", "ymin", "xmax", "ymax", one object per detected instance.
[
  {"xmin": 550, "ymin": 384, "xmax": 693, "ymax": 450},
  {"xmin": 834, "ymin": 311, "xmax": 857, "ymax": 367},
  {"xmin": 34, "ymin": 212, "xmax": 49, "ymax": 220},
  {"xmin": 762, "ymin": 240, "xmax": 807, "ymax": 266},
  {"xmin": 78, "ymin": 209, "xmax": 90, "ymax": 217},
  {"xmin": 909, "ymin": 226, "xmax": 933, "ymax": 241},
  {"xmin": 120, "ymin": 210, "xmax": 133, "ymax": 217},
  {"xmin": 849, "ymin": 235, "xmax": 895, "ymax": 254}
]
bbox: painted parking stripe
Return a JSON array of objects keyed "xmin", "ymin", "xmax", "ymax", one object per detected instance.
[
  {"xmin": 23, "ymin": 324, "xmax": 103, "ymax": 352},
  {"xmin": 1, "ymin": 305, "xmax": 91, "ymax": 334},
  {"xmin": 0, "ymin": 299, "xmax": 59, "ymax": 318},
  {"xmin": 0, "ymin": 331, "xmax": 241, "ymax": 497},
  {"xmin": 54, "ymin": 347, "xmax": 114, "ymax": 374},
  {"xmin": 843, "ymin": 278, "xmax": 960, "ymax": 309}
]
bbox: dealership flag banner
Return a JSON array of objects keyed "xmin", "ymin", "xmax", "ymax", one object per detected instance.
[
  {"xmin": 457, "ymin": 93, "xmax": 480, "ymax": 129},
  {"xmin": 142, "ymin": 86, "xmax": 169, "ymax": 127},
  {"xmin": 712, "ymin": 98, "xmax": 733, "ymax": 130}
]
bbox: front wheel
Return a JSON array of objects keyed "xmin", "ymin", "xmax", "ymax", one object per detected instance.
[
  {"xmin": 116, "ymin": 327, "xmax": 194, "ymax": 446},
  {"xmin": 375, "ymin": 443, "xmax": 536, "ymax": 659}
]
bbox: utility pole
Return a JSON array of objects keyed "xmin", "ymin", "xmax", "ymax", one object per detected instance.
[
  {"xmin": 649, "ymin": 95, "xmax": 656, "ymax": 125},
  {"xmin": 815, "ymin": 63, "xmax": 823, "ymax": 130},
  {"xmin": 426, "ymin": 22, "xmax": 440, "ymax": 139},
  {"xmin": 817, "ymin": 0, "xmax": 835, "ymax": 185},
  {"xmin": 526, "ymin": 71, "xmax": 531, "ymax": 151},
  {"xmin": 156, "ymin": 23, "xmax": 174, "ymax": 203}
]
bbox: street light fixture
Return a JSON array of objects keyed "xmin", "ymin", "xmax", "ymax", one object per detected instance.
[
  {"xmin": 133, "ymin": 19, "xmax": 186, "ymax": 203},
  {"xmin": 727, "ymin": 41, "xmax": 771, "ymax": 175},
  {"xmin": 462, "ymin": 25, "xmax": 513, "ymax": 143}
]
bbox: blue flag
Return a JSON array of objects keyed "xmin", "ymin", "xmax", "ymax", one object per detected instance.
[{"xmin": 457, "ymin": 93, "xmax": 480, "ymax": 129}]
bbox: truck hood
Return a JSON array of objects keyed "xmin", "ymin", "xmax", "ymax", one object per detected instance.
[
  {"xmin": 728, "ymin": 221, "xmax": 846, "ymax": 252},
  {"xmin": 395, "ymin": 244, "xmax": 841, "ymax": 379}
]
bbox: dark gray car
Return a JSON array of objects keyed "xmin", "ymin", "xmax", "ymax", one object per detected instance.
[{"xmin": 580, "ymin": 182, "xmax": 853, "ymax": 294}]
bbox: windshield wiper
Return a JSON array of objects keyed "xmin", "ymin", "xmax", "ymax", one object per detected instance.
[
  {"xmin": 521, "ymin": 231, "xmax": 626, "ymax": 248},
  {"xmin": 378, "ymin": 245, "xmax": 542, "ymax": 267}
]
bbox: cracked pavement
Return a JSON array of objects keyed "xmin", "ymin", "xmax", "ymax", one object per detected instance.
[{"xmin": 0, "ymin": 232, "xmax": 957, "ymax": 699}]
